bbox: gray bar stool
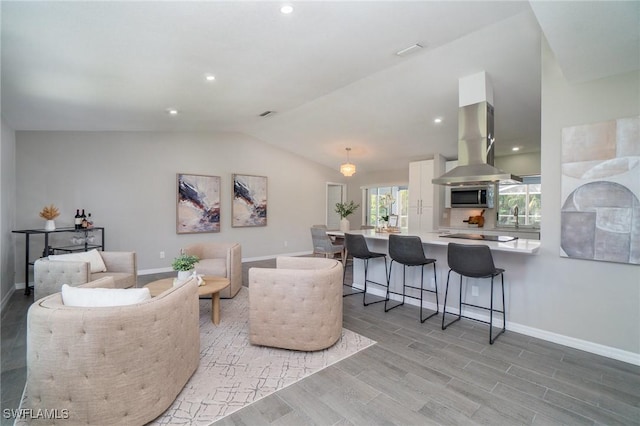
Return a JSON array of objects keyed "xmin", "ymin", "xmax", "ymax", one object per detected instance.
[
  {"xmin": 385, "ymin": 234, "xmax": 438, "ymax": 322},
  {"xmin": 442, "ymin": 242, "xmax": 506, "ymax": 344},
  {"xmin": 344, "ymin": 233, "xmax": 389, "ymax": 305}
]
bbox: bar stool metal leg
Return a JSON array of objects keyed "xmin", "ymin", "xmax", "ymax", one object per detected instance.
[
  {"xmin": 385, "ymin": 260, "xmax": 439, "ymax": 322},
  {"xmin": 343, "ymin": 254, "xmax": 364, "ymax": 298},
  {"xmin": 384, "ymin": 260, "xmax": 404, "ymax": 312},
  {"xmin": 488, "ymin": 274, "xmax": 506, "ymax": 344},
  {"xmin": 362, "ymin": 257, "xmax": 388, "ymax": 306}
]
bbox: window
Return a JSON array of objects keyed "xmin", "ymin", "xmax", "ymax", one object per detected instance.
[
  {"xmin": 363, "ymin": 185, "xmax": 408, "ymax": 227},
  {"xmin": 497, "ymin": 176, "xmax": 541, "ymax": 226}
]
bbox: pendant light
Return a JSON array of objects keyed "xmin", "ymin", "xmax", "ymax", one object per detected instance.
[{"xmin": 340, "ymin": 147, "xmax": 356, "ymax": 177}]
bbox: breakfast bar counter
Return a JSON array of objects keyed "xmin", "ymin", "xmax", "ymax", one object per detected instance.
[{"xmin": 332, "ymin": 228, "xmax": 541, "ymax": 255}]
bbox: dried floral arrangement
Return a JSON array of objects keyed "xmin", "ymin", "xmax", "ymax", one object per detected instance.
[{"xmin": 39, "ymin": 204, "xmax": 60, "ymax": 220}]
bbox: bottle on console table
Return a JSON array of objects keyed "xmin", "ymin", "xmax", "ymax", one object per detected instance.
[{"xmin": 74, "ymin": 209, "xmax": 82, "ymax": 230}]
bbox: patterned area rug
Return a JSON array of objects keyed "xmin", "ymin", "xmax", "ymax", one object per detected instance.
[{"xmin": 151, "ymin": 287, "xmax": 375, "ymax": 425}]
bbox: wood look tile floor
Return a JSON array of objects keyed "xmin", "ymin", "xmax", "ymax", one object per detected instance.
[{"xmin": 2, "ymin": 258, "xmax": 639, "ymax": 426}]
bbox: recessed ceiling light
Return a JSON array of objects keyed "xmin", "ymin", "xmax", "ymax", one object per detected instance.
[
  {"xmin": 512, "ymin": 146, "xmax": 520, "ymax": 152},
  {"xmin": 434, "ymin": 117, "xmax": 443, "ymax": 124},
  {"xmin": 205, "ymin": 74, "xmax": 216, "ymax": 82},
  {"xmin": 167, "ymin": 108, "xmax": 179, "ymax": 116},
  {"xmin": 280, "ymin": 5, "xmax": 293, "ymax": 14}
]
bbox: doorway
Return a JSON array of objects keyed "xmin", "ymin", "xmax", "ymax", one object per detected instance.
[{"xmin": 326, "ymin": 183, "xmax": 346, "ymax": 230}]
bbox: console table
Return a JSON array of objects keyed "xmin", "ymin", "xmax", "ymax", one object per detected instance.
[{"xmin": 12, "ymin": 227, "xmax": 105, "ymax": 295}]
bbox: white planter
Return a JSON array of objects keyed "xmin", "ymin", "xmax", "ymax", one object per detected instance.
[
  {"xmin": 44, "ymin": 220, "xmax": 56, "ymax": 231},
  {"xmin": 177, "ymin": 270, "xmax": 193, "ymax": 280},
  {"xmin": 339, "ymin": 218, "xmax": 350, "ymax": 232}
]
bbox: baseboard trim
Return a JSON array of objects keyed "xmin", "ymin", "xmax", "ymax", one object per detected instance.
[
  {"xmin": 353, "ymin": 284, "xmax": 640, "ymax": 366},
  {"xmin": 0, "ymin": 286, "xmax": 16, "ymax": 315}
]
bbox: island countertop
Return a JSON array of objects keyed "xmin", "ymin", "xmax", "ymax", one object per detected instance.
[{"xmin": 329, "ymin": 228, "xmax": 541, "ymax": 255}]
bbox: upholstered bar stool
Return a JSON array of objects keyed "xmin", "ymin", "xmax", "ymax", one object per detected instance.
[
  {"xmin": 344, "ymin": 233, "xmax": 389, "ymax": 305},
  {"xmin": 385, "ymin": 234, "xmax": 438, "ymax": 322},
  {"xmin": 442, "ymin": 242, "xmax": 506, "ymax": 344}
]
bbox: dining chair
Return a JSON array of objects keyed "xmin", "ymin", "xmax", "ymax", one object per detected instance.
[{"xmin": 310, "ymin": 227, "xmax": 344, "ymax": 263}]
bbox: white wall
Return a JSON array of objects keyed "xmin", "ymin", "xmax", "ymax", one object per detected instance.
[
  {"xmin": 13, "ymin": 131, "xmax": 346, "ymax": 283},
  {"xmin": 529, "ymin": 40, "xmax": 639, "ymax": 356},
  {"xmin": 495, "ymin": 151, "xmax": 541, "ymax": 176},
  {"xmin": 1, "ymin": 119, "xmax": 17, "ymax": 309}
]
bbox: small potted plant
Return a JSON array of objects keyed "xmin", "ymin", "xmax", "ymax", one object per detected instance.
[
  {"xmin": 172, "ymin": 253, "xmax": 199, "ymax": 280},
  {"xmin": 39, "ymin": 204, "xmax": 60, "ymax": 231},
  {"xmin": 335, "ymin": 200, "xmax": 359, "ymax": 232}
]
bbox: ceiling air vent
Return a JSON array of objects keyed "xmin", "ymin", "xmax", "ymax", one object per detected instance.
[{"xmin": 259, "ymin": 111, "xmax": 276, "ymax": 117}]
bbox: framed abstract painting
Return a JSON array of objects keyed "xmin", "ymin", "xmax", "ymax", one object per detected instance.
[
  {"xmin": 560, "ymin": 116, "xmax": 639, "ymax": 264},
  {"xmin": 232, "ymin": 174, "xmax": 267, "ymax": 227},
  {"xmin": 176, "ymin": 173, "xmax": 221, "ymax": 234}
]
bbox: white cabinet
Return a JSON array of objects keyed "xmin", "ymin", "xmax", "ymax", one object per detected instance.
[
  {"xmin": 444, "ymin": 160, "xmax": 458, "ymax": 208},
  {"xmin": 408, "ymin": 160, "xmax": 435, "ymax": 233}
]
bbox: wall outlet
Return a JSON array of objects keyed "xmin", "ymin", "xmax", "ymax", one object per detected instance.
[
  {"xmin": 283, "ymin": 241, "xmax": 288, "ymax": 247},
  {"xmin": 472, "ymin": 285, "xmax": 479, "ymax": 297},
  {"xmin": 160, "ymin": 251, "xmax": 165, "ymax": 259}
]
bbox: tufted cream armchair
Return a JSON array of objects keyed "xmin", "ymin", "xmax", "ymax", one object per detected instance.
[
  {"xmin": 183, "ymin": 242, "xmax": 242, "ymax": 298},
  {"xmin": 34, "ymin": 251, "xmax": 137, "ymax": 301},
  {"xmin": 19, "ymin": 276, "xmax": 200, "ymax": 425},
  {"xmin": 248, "ymin": 256, "xmax": 343, "ymax": 351}
]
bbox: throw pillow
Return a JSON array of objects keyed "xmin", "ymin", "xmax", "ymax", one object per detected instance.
[
  {"xmin": 61, "ymin": 284, "xmax": 151, "ymax": 307},
  {"xmin": 49, "ymin": 249, "xmax": 107, "ymax": 273}
]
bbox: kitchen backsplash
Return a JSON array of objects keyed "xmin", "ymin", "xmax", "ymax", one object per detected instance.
[{"xmin": 446, "ymin": 208, "xmax": 496, "ymax": 229}]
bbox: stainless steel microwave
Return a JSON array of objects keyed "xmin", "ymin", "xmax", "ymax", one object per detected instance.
[{"xmin": 450, "ymin": 186, "xmax": 494, "ymax": 208}]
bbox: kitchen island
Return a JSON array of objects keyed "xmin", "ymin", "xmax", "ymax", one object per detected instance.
[{"xmin": 335, "ymin": 228, "xmax": 540, "ymax": 327}]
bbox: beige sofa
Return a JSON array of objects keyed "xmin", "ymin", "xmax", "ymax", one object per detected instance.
[
  {"xmin": 21, "ymin": 276, "xmax": 200, "ymax": 425},
  {"xmin": 33, "ymin": 251, "xmax": 137, "ymax": 301},
  {"xmin": 249, "ymin": 256, "xmax": 343, "ymax": 351},
  {"xmin": 184, "ymin": 242, "xmax": 242, "ymax": 298}
]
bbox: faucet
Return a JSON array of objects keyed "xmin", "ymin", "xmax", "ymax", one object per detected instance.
[{"xmin": 513, "ymin": 205, "xmax": 519, "ymax": 228}]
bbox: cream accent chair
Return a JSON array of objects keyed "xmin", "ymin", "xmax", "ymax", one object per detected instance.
[
  {"xmin": 183, "ymin": 242, "xmax": 242, "ymax": 298},
  {"xmin": 249, "ymin": 256, "xmax": 343, "ymax": 351},
  {"xmin": 33, "ymin": 251, "xmax": 137, "ymax": 301},
  {"xmin": 20, "ymin": 276, "xmax": 200, "ymax": 426}
]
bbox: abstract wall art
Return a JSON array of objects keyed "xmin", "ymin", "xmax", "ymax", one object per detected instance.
[
  {"xmin": 560, "ymin": 116, "xmax": 639, "ymax": 264},
  {"xmin": 176, "ymin": 173, "xmax": 221, "ymax": 234},
  {"xmin": 232, "ymin": 174, "xmax": 267, "ymax": 227}
]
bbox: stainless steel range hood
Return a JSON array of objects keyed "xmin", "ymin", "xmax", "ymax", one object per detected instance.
[{"xmin": 432, "ymin": 73, "xmax": 522, "ymax": 187}]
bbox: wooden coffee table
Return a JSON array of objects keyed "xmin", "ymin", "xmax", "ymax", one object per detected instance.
[{"xmin": 144, "ymin": 276, "xmax": 230, "ymax": 325}]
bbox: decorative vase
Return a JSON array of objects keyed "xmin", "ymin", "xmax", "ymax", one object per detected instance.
[
  {"xmin": 177, "ymin": 270, "xmax": 193, "ymax": 280},
  {"xmin": 339, "ymin": 218, "xmax": 350, "ymax": 232},
  {"xmin": 44, "ymin": 220, "xmax": 56, "ymax": 231}
]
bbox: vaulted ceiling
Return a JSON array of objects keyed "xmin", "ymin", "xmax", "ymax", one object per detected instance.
[{"xmin": 2, "ymin": 1, "xmax": 638, "ymax": 173}]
